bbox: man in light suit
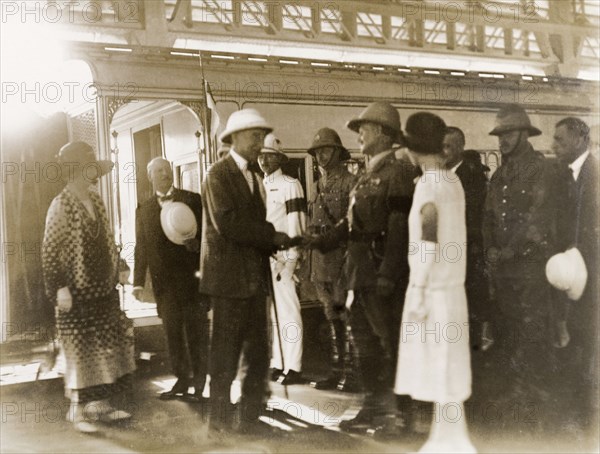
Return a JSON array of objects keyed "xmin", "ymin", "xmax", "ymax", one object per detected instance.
[
  {"xmin": 133, "ymin": 157, "xmax": 208, "ymax": 402},
  {"xmin": 199, "ymin": 109, "xmax": 295, "ymax": 435},
  {"xmin": 552, "ymin": 117, "xmax": 599, "ymax": 430}
]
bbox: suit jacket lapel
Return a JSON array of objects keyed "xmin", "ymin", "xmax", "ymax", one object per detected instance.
[
  {"xmin": 579, "ymin": 154, "xmax": 597, "ymax": 195},
  {"xmin": 171, "ymin": 188, "xmax": 182, "ymax": 202}
]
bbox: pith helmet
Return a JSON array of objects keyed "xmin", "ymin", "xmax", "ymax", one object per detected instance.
[
  {"xmin": 260, "ymin": 133, "xmax": 288, "ymax": 163},
  {"xmin": 219, "ymin": 108, "xmax": 273, "ymax": 144},
  {"xmin": 307, "ymin": 127, "xmax": 351, "ymax": 161},
  {"xmin": 489, "ymin": 104, "xmax": 542, "ymax": 137},
  {"xmin": 346, "ymin": 102, "xmax": 402, "ymax": 143},
  {"xmin": 160, "ymin": 201, "xmax": 198, "ymax": 245},
  {"xmin": 546, "ymin": 248, "xmax": 588, "ymax": 301},
  {"xmin": 403, "ymin": 112, "xmax": 447, "ymax": 155}
]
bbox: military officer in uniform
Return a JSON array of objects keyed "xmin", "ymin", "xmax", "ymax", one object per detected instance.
[
  {"xmin": 258, "ymin": 133, "xmax": 308, "ymax": 386},
  {"xmin": 305, "ymin": 128, "xmax": 359, "ymax": 392},
  {"xmin": 483, "ymin": 104, "xmax": 561, "ymax": 429},
  {"xmin": 306, "ymin": 102, "xmax": 418, "ymax": 432}
]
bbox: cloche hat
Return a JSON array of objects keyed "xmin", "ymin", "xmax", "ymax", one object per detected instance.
[
  {"xmin": 403, "ymin": 112, "xmax": 447, "ymax": 155},
  {"xmin": 58, "ymin": 141, "xmax": 114, "ymax": 179}
]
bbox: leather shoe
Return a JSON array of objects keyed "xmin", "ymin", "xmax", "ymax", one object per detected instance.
[
  {"xmin": 159, "ymin": 380, "xmax": 188, "ymax": 400},
  {"xmin": 182, "ymin": 393, "xmax": 208, "ymax": 404},
  {"xmin": 277, "ymin": 370, "xmax": 307, "ymax": 385},
  {"xmin": 338, "ymin": 409, "xmax": 376, "ymax": 433},
  {"xmin": 310, "ymin": 375, "xmax": 339, "ymax": 390},
  {"xmin": 336, "ymin": 376, "xmax": 361, "ymax": 393},
  {"xmin": 270, "ymin": 368, "xmax": 283, "ymax": 381}
]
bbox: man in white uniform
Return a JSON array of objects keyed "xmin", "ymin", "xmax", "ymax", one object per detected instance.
[{"xmin": 258, "ymin": 133, "xmax": 307, "ymax": 385}]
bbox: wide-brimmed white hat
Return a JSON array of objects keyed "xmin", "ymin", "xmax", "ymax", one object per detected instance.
[
  {"xmin": 259, "ymin": 133, "xmax": 288, "ymax": 162},
  {"xmin": 546, "ymin": 248, "xmax": 588, "ymax": 301},
  {"xmin": 219, "ymin": 108, "xmax": 273, "ymax": 144},
  {"xmin": 160, "ymin": 202, "xmax": 197, "ymax": 245}
]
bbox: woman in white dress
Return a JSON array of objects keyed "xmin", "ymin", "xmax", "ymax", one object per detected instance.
[{"xmin": 394, "ymin": 113, "xmax": 476, "ymax": 453}]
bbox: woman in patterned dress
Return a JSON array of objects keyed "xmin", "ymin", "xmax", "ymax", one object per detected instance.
[
  {"xmin": 394, "ymin": 114, "xmax": 476, "ymax": 453},
  {"xmin": 42, "ymin": 141, "xmax": 136, "ymax": 433}
]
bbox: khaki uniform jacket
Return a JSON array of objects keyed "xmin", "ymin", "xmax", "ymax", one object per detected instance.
[
  {"xmin": 320, "ymin": 151, "xmax": 418, "ymax": 290},
  {"xmin": 308, "ymin": 164, "xmax": 357, "ymax": 282}
]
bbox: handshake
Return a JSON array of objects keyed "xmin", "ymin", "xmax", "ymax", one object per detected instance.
[{"xmin": 272, "ymin": 232, "xmax": 324, "ymax": 251}]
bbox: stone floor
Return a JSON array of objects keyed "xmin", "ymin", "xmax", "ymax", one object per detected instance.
[
  {"xmin": 1, "ymin": 361, "xmax": 598, "ymax": 453},
  {"xmin": 1, "ymin": 307, "xmax": 598, "ymax": 453}
]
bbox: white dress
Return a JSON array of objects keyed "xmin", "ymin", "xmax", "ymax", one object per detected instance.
[{"xmin": 394, "ymin": 168, "xmax": 472, "ymax": 404}]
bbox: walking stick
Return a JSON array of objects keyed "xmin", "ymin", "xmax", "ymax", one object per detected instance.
[{"xmin": 267, "ymin": 257, "xmax": 289, "ymax": 400}]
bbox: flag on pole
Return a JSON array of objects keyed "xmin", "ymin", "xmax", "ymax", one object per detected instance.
[
  {"xmin": 205, "ymin": 80, "xmax": 220, "ymax": 134},
  {"xmin": 198, "ymin": 51, "xmax": 218, "ymax": 162}
]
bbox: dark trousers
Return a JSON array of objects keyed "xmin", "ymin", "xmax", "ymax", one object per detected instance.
[
  {"xmin": 465, "ymin": 254, "xmax": 489, "ymax": 352},
  {"xmin": 562, "ymin": 285, "xmax": 599, "ymax": 427},
  {"xmin": 494, "ymin": 312, "xmax": 556, "ymax": 428},
  {"xmin": 161, "ymin": 302, "xmax": 209, "ymax": 392},
  {"xmin": 209, "ymin": 294, "xmax": 269, "ymax": 429},
  {"xmin": 350, "ymin": 285, "xmax": 405, "ymax": 412}
]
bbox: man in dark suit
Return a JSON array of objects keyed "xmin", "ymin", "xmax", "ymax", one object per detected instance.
[
  {"xmin": 443, "ymin": 127, "xmax": 492, "ymax": 356},
  {"xmin": 552, "ymin": 117, "xmax": 599, "ymax": 429},
  {"xmin": 199, "ymin": 109, "xmax": 295, "ymax": 434},
  {"xmin": 133, "ymin": 157, "xmax": 208, "ymax": 402}
]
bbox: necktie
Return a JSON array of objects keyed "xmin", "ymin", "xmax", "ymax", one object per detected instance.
[
  {"xmin": 251, "ymin": 171, "xmax": 265, "ymax": 212},
  {"xmin": 159, "ymin": 193, "xmax": 174, "ymax": 203}
]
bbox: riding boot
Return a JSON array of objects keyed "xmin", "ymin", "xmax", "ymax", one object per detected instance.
[
  {"xmin": 337, "ymin": 322, "xmax": 362, "ymax": 392},
  {"xmin": 311, "ymin": 320, "xmax": 344, "ymax": 390}
]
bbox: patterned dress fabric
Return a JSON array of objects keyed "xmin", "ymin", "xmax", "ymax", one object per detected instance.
[
  {"xmin": 42, "ymin": 187, "xmax": 135, "ymax": 403},
  {"xmin": 395, "ymin": 168, "xmax": 472, "ymax": 404}
]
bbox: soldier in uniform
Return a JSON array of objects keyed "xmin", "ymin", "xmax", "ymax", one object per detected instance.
[
  {"xmin": 306, "ymin": 102, "xmax": 418, "ymax": 432},
  {"xmin": 483, "ymin": 104, "xmax": 561, "ymax": 429},
  {"xmin": 305, "ymin": 128, "xmax": 359, "ymax": 392},
  {"xmin": 257, "ymin": 133, "xmax": 308, "ymax": 386}
]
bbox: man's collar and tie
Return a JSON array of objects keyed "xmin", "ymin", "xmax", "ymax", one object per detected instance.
[
  {"xmin": 450, "ymin": 160, "xmax": 463, "ymax": 174},
  {"xmin": 230, "ymin": 149, "xmax": 256, "ymax": 194},
  {"xmin": 568, "ymin": 150, "xmax": 590, "ymax": 182},
  {"xmin": 156, "ymin": 187, "xmax": 175, "ymax": 206},
  {"xmin": 229, "ymin": 148, "xmax": 266, "ymax": 209}
]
